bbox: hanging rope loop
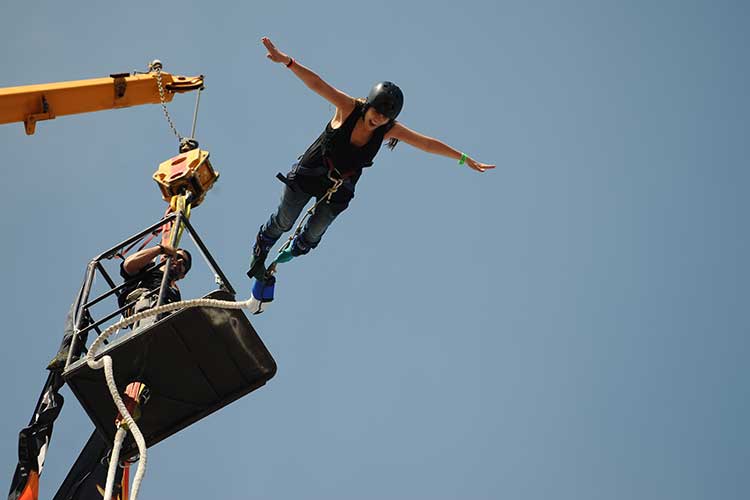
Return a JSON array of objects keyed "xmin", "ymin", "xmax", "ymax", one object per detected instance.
[{"xmin": 85, "ymin": 295, "xmax": 257, "ymax": 500}]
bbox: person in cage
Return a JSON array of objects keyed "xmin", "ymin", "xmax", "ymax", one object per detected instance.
[
  {"xmin": 118, "ymin": 243, "xmax": 192, "ymax": 311},
  {"xmin": 47, "ymin": 243, "xmax": 191, "ymax": 371}
]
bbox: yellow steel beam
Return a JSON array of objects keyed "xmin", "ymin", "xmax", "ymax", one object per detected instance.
[{"xmin": 0, "ymin": 71, "xmax": 204, "ymax": 134}]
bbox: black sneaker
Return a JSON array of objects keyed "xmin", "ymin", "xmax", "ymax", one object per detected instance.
[
  {"xmin": 247, "ymin": 227, "xmax": 275, "ymax": 280},
  {"xmin": 247, "ymin": 248, "xmax": 269, "ymax": 281}
]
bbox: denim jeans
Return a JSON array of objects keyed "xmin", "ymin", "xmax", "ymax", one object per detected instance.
[{"xmin": 262, "ymin": 182, "xmax": 347, "ymax": 253}]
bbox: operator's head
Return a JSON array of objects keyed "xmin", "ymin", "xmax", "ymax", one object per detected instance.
[{"xmin": 170, "ymin": 248, "xmax": 192, "ymax": 280}]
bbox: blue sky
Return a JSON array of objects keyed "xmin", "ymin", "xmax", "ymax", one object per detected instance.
[{"xmin": 1, "ymin": 1, "xmax": 748, "ymax": 499}]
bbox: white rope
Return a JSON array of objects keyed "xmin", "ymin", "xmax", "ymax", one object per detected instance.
[
  {"xmin": 103, "ymin": 427, "xmax": 127, "ymax": 500},
  {"xmin": 85, "ymin": 296, "xmax": 254, "ymax": 500}
]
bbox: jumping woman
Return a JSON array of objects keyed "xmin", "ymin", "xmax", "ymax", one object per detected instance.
[{"xmin": 248, "ymin": 36, "xmax": 495, "ymax": 279}]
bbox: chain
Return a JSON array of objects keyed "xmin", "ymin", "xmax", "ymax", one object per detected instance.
[{"xmin": 149, "ymin": 60, "xmax": 183, "ymax": 141}]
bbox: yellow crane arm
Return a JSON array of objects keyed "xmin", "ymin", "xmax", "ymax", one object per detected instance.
[{"xmin": 0, "ymin": 70, "xmax": 204, "ymax": 135}]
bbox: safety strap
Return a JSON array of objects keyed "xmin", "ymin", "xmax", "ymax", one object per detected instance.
[
  {"xmin": 267, "ymin": 157, "xmax": 357, "ymax": 275},
  {"xmin": 275, "ymin": 172, "xmax": 296, "ymax": 191},
  {"xmin": 266, "ymin": 173, "xmax": 343, "ymax": 276},
  {"xmin": 324, "ymin": 156, "xmax": 369, "ymax": 182},
  {"xmin": 115, "ymin": 205, "xmax": 172, "ymax": 260},
  {"xmin": 160, "ymin": 194, "xmax": 191, "ymax": 249},
  {"xmin": 116, "ymin": 231, "xmax": 158, "ymax": 261}
]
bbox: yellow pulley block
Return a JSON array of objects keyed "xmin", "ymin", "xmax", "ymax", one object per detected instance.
[{"xmin": 153, "ymin": 148, "xmax": 219, "ymax": 208}]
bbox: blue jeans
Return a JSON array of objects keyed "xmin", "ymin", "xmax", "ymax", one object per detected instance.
[{"xmin": 262, "ymin": 183, "xmax": 347, "ymax": 253}]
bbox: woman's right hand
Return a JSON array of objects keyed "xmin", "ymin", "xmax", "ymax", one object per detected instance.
[
  {"xmin": 262, "ymin": 37, "xmax": 291, "ymax": 65},
  {"xmin": 466, "ymin": 158, "xmax": 496, "ymax": 173}
]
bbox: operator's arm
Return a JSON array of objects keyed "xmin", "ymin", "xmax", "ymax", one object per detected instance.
[
  {"xmin": 122, "ymin": 244, "xmax": 177, "ymax": 275},
  {"xmin": 261, "ymin": 37, "xmax": 355, "ymax": 113},
  {"xmin": 386, "ymin": 122, "xmax": 496, "ymax": 173}
]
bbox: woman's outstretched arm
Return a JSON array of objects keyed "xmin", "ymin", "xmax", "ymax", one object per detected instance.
[
  {"xmin": 386, "ymin": 122, "xmax": 495, "ymax": 173},
  {"xmin": 262, "ymin": 37, "xmax": 355, "ymax": 113}
]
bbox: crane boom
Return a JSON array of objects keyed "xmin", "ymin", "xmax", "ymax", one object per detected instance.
[{"xmin": 0, "ymin": 70, "xmax": 204, "ymax": 134}]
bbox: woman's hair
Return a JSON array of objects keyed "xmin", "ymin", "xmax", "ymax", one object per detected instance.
[{"xmin": 357, "ymin": 98, "xmax": 399, "ymax": 150}]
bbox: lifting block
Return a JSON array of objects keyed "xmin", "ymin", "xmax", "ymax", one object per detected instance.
[
  {"xmin": 63, "ymin": 290, "xmax": 276, "ymax": 458},
  {"xmin": 153, "ymin": 148, "xmax": 219, "ymax": 208}
]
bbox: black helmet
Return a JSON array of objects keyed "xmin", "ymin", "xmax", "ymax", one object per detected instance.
[{"xmin": 366, "ymin": 81, "xmax": 403, "ymax": 120}]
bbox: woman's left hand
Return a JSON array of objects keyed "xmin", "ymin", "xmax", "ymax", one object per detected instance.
[{"xmin": 466, "ymin": 158, "xmax": 496, "ymax": 172}]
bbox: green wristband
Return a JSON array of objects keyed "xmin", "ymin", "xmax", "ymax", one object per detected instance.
[{"xmin": 459, "ymin": 153, "xmax": 467, "ymax": 165}]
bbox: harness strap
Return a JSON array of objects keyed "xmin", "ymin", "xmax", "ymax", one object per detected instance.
[
  {"xmin": 267, "ymin": 171, "xmax": 343, "ymax": 276},
  {"xmin": 276, "ymin": 159, "xmax": 352, "ymax": 198},
  {"xmin": 276, "ymin": 172, "xmax": 297, "ymax": 191},
  {"xmin": 323, "ymin": 156, "xmax": 369, "ymax": 181}
]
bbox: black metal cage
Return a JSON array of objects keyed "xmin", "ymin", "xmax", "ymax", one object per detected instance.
[{"xmin": 62, "ymin": 213, "xmax": 276, "ymax": 457}]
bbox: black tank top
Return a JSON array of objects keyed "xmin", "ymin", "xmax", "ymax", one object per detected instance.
[{"xmin": 298, "ymin": 102, "xmax": 393, "ymax": 181}]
